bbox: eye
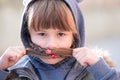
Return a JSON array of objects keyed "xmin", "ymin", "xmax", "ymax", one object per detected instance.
[
  {"xmin": 58, "ymin": 33, "xmax": 65, "ymax": 37},
  {"xmin": 38, "ymin": 33, "xmax": 46, "ymax": 36}
]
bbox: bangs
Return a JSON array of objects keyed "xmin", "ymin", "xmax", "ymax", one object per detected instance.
[{"xmin": 27, "ymin": 0, "xmax": 77, "ymax": 33}]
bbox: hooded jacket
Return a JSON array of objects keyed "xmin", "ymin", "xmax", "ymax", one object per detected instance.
[
  {"xmin": 21, "ymin": 0, "xmax": 85, "ymax": 48},
  {"xmin": 0, "ymin": 0, "xmax": 120, "ymax": 80},
  {"xmin": 1, "ymin": 0, "xmax": 87, "ymax": 80}
]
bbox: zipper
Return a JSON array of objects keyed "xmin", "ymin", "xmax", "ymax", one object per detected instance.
[
  {"xmin": 75, "ymin": 66, "xmax": 88, "ymax": 80},
  {"xmin": 64, "ymin": 62, "xmax": 88, "ymax": 80}
]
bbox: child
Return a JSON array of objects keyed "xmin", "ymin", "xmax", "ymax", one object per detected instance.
[{"xmin": 0, "ymin": 0, "xmax": 120, "ymax": 80}]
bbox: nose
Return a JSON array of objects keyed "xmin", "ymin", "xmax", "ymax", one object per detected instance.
[{"xmin": 45, "ymin": 37, "xmax": 57, "ymax": 49}]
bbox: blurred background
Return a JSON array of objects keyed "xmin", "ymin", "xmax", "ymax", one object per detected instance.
[{"xmin": 0, "ymin": 0, "xmax": 120, "ymax": 70}]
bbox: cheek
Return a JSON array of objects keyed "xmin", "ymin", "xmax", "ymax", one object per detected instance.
[
  {"xmin": 59, "ymin": 36, "xmax": 73, "ymax": 48},
  {"xmin": 30, "ymin": 35, "xmax": 45, "ymax": 47}
]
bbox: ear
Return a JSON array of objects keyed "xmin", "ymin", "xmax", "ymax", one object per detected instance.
[
  {"xmin": 76, "ymin": 0, "xmax": 83, "ymax": 3},
  {"xmin": 23, "ymin": 0, "xmax": 32, "ymax": 6}
]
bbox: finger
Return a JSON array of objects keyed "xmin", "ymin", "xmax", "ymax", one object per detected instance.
[
  {"xmin": 17, "ymin": 46, "xmax": 26, "ymax": 55},
  {"xmin": 73, "ymin": 47, "xmax": 87, "ymax": 55},
  {"xmin": 73, "ymin": 48, "xmax": 81, "ymax": 55},
  {"xmin": 6, "ymin": 47, "xmax": 25, "ymax": 61},
  {"xmin": 80, "ymin": 59, "xmax": 88, "ymax": 66},
  {"xmin": 75, "ymin": 53, "xmax": 89, "ymax": 66},
  {"xmin": 73, "ymin": 48, "xmax": 87, "ymax": 58},
  {"xmin": 4, "ymin": 50, "xmax": 18, "ymax": 61},
  {"xmin": 9, "ymin": 54, "xmax": 17, "ymax": 61},
  {"xmin": 14, "ymin": 46, "xmax": 26, "ymax": 55},
  {"xmin": 12, "ymin": 46, "xmax": 26, "ymax": 57}
]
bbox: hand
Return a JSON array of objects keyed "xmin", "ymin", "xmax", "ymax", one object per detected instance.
[
  {"xmin": 0, "ymin": 46, "xmax": 26, "ymax": 70},
  {"xmin": 73, "ymin": 47, "xmax": 100, "ymax": 66}
]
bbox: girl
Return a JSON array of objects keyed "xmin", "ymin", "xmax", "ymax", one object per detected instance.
[{"xmin": 0, "ymin": 0, "xmax": 120, "ymax": 80}]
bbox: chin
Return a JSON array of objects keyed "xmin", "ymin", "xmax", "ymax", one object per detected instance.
[{"xmin": 40, "ymin": 57, "xmax": 65, "ymax": 65}]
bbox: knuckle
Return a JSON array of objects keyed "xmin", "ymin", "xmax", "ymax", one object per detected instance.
[{"xmin": 83, "ymin": 47, "xmax": 88, "ymax": 51}]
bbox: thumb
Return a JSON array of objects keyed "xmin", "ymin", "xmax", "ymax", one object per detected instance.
[
  {"xmin": 9, "ymin": 55, "xmax": 17, "ymax": 61},
  {"xmin": 73, "ymin": 48, "xmax": 82, "ymax": 55}
]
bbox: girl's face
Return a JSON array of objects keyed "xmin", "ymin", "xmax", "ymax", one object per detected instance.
[
  {"xmin": 27, "ymin": 1, "xmax": 77, "ymax": 64},
  {"xmin": 30, "ymin": 28, "xmax": 73, "ymax": 49}
]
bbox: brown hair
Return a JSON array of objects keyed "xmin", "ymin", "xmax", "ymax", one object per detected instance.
[
  {"xmin": 27, "ymin": 0, "xmax": 77, "ymax": 32},
  {"xmin": 27, "ymin": 0, "xmax": 79, "ymax": 48}
]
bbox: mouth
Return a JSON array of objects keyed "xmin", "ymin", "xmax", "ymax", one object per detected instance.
[{"xmin": 26, "ymin": 43, "xmax": 73, "ymax": 58}]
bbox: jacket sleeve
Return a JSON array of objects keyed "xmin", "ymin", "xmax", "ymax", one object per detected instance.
[
  {"xmin": 87, "ymin": 58, "xmax": 120, "ymax": 80},
  {"xmin": 0, "ymin": 69, "xmax": 10, "ymax": 80}
]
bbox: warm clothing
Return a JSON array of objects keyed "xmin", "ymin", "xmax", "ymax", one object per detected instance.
[
  {"xmin": 0, "ymin": 0, "xmax": 120, "ymax": 80},
  {"xmin": 29, "ymin": 56, "xmax": 76, "ymax": 80},
  {"xmin": 0, "ymin": 55, "xmax": 120, "ymax": 80}
]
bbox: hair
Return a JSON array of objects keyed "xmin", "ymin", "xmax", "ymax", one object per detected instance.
[{"xmin": 26, "ymin": 0, "xmax": 79, "ymax": 48}]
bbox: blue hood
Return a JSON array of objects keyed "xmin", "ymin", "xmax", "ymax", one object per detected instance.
[{"xmin": 21, "ymin": 0, "xmax": 85, "ymax": 48}]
